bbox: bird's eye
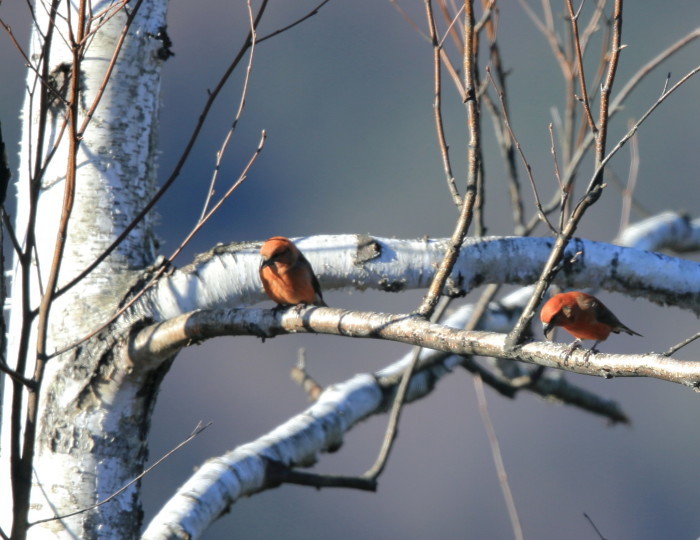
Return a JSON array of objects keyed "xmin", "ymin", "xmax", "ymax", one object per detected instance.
[{"xmin": 270, "ymin": 248, "xmax": 289, "ymax": 260}]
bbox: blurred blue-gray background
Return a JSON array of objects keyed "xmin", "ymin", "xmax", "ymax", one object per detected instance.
[{"xmin": 2, "ymin": 1, "xmax": 700, "ymax": 538}]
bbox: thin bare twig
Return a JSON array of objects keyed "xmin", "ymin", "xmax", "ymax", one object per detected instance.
[
  {"xmin": 663, "ymin": 331, "xmax": 700, "ymax": 357},
  {"xmin": 474, "ymin": 0, "xmax": 497, "ymax": 35},
  {"xmin": 417, "ymin": 0, "xmax": 481, "ymax": 318},
  {"xmin": 290, "ymin": 348, "xmax": 323, "ymax": 401},
  {"xmin": 479, "ymin": 0, "xmax": 525, "ymax": 234},
  {"xmin": 54, "ymin": 0, "xmax": 272, "ymax": 299},
  {"xmin": 461, "ymin": 282, "xmax": 523, "ymax": 540},
  {"xmin": 580, "ymin": 0, "xmax": 607, "ymax": 52},
  {"xmin": 596, "ymin": 0, "xmax": 623, "ymax": 164},
  {"xmin": 11, "ymin": 1, "xmax": 89, "ymax": 532},
  {"xmin": 485, "ymin": 66, "xmax": 557, "ymax": 234},
  {"xmin": 200, "ymin": 0, "xmax": 258, "ymax": 221},
  {"xmin": 29, "ymin": 422, "xmax": 212, "ymax": 526},
  {"xmin": 363, "ymin": 296, "xmax": 452, "ymax": 481},
  {"xmin": 389, "ymin": 1, "xmax": 465, "ymax": 98},
  {"xmin": 566, "ymin": 0, "xmax": 597, "ymax": 133},
  {"xmin": 474, "ymin": 374, "xmax": 524, "ymax": 540},
  {"xmin": 258, "ymin": 0, "xmax": 333, "ymax": 44},
  {"xmin": 9, "ymin": 2, "xmax": 63, "ymax": 531},
  {"xmin": 506, "ymin": 0, "xmax": 625, "ymax": 349},
  {"xmin": 48, "ymin": 131, "xmax": 266, "ymax": 359},
  {"xmin": 618, "ymin": 117, "xmax": 639, "ymax": 235},
  {"xmin": 426, "ymin": 0, "xmax": 462, "ymax": 206},
  {"xmin": 516, "ymin": 0, "xmax": 578, "ymax": 163},
  {"xmin": 388, "ymin": 0, "xmax": 429, "ymax": 42},
  {"xmin": 362, "ymin": 345, "xmax": 422, "ymax": 480},
  {"xmin": 559, "ymin": 26, "xmax": 700, "ymax": 193},
  {"xmin": 548, "ymin": 123, "xmax": 569, "ymax": 232},
  {"xmin": 438, "ymin": 2, "xmax": 464, "ymax": 49},
  {"xmin": 0, "ymin": 358, "xmax": 35, "ymax": 388},
  {"xmin": 508, "ymin": 61, "xmax": 700, "ymax": 350},
  {"xmin": 583, "ymin": 512, "xmax": 608, "ymax": 540},
  {"xmin": 522, "ymin": 19, "xmax": 697, "ymax": 237}
]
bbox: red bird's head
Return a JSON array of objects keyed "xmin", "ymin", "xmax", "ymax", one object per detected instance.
[
  {"xmin": 540, "ymin": 293, "xmax": 572, "ymax": 340},
  {"xmin": 260, "ymin": 236, "xmax": 299, "ymax": 271}
]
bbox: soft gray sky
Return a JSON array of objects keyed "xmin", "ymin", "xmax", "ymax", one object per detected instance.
[{"xmin": 2, "ymin": 1, "xmax": 700, "ymax": 539}]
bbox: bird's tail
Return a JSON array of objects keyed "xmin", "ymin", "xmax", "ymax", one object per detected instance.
[{"xmin": 616, "ymin": 324, "xmax": 642, "ymax": 337}]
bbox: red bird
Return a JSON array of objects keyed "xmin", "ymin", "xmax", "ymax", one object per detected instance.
[
  {"xmin": 540, "ymin": 291, "xmax": 641, "ymax": 346},
  {"xmin": 259, "ymin": 236, "xmax": 326, "ymax": 307}
]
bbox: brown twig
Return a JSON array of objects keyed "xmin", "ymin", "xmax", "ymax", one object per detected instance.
[
  {"xmin": 53, "ymin": 0, "xmax": 272, "ymax": 299},
  {"xmin": 461, "ymin": 282, "xmax": 523, "ymax": 539},
  {"xmin": 290, "ymin": 349, "xmax": 323, "ymax": 401},
  {"xmin": 8, "ymin": 1, "xmax": 63, "ymax": 532},
  {"xmin": 559, "ymin": 26, "xmax": 700, "ymax": 193},
  {"xmin": 583, "ymin": 512, "xmax": 608, "ymax": 540},
  {"xmin": 362, "ymin": 296, "xmax": 452, "ymax": 482},
  {"xmin": 48, "ymin": 131, "xmax": 266, "ymax": 359},
  {"xmin": 257, "ymin": 0, "xmax": 333, "ymax": 44},
  {"xmin": 437, "ymin": 1, "xmax": 464, "ymax": 49},
  {"xmin": 548, "ymin": 123, "xmax": 568, "ymax": 232},
  {"xmin": 485, "ymin": 66, "xmax": 557, "ymax": 234},
  {"xmin": 0, "ymin": 358, "xmax": 35, "ymax": 389},
  {"xmin": 573, "ymin": 7, "xmax": 609, "ymax": 151},
  {"xmin": 479, "ymin": 1, "xmax": 526, "ymax": 234},
  {"xmin": 475, "ymin": 0, "xmax": 497, "ymax": 35},
  {"xmin": 200, "ymin": 0, "xmax": 259, "ymax": 221},
  {"xmin": 580, "ymin": 0, "xmax": 607, "ymax": 52},
  {"xmin": 595, "ymin": 0, "xmax": 623, "ymax": 165},
  {"xmin": 362, "ymin": 345, "xmax": 422, "ymax": 481},
  {"xmin": 509, "ymin": 61, "xmax": 700, "ymax": 351},
  {"xmin": 664, "ymin": 331, "xmax": 700, "ymax": 358},
  {"xmin": 417, "ymin": 0, "xmax": 480, "ymax": 318},
  {"xmin": 13, "ymin": 1, "xmax": 88, "ymax": 533},
  {"xmin": 29, "ymin": 422, "xmax": 212, "ymax": 526},
  {"xmin": 390, "ymin": 1, "xmax": 466, "ymax": 98},
  {"xmin": 482, "ymin": 90, "xmax": 526, "ymax": 234},
  {"xmin": 618, "ymin": 117, "xmax": 639, "ymax": 235},
  {"xmin": 506, "ymin": 0, "xmax": 625, "ymax": 349},
  {"xmin": 426, "ymin": 0, "xmax": 462, "ymax": 206},
  {"xmin": 516, "ymin": 0, "xmax": 576, "ymax": 162},
  {"xmin": 474, "ymin": 374, "xmax": 524, "ymax": 540},
  {"xmin": 566, "ymin": 0, "xmax": 598, "ymax": 133},
  {"xmin": 388, "ymin": 0, "xmax": 430, "ymax": 42},
  {"xmin": 266, "ymin": 460, "xmax": 376, "ymax": 491}
]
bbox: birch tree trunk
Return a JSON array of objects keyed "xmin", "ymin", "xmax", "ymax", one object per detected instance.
[
  {"xmin": 1, "ymin": 1, "xmax": 167, "ymax": 537},
  {"xmin": 1, "ymin": 2, "xmax": 698, "ymax": 539}
]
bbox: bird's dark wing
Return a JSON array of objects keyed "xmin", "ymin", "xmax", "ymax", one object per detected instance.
[
  {"xmin": 299, "ymin": 252, "xmax": 326, "ymax": 307},
  {"xmin": 588, "ymin": 297, "xmax": 642, "ymax": 337}
]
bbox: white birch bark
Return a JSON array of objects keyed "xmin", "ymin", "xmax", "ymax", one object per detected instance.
[
  {"xmin": 1, "ymin": 2, "xmax": 697, "ymax": 538},
  {"xmin": 1, "ymin": 1, "xmax": 167, "ymax": 537},
  {"xmin": 137, "ymin": 232, "xmax": 700, "ymax": 323}
]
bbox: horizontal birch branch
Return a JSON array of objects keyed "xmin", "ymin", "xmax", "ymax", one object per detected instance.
[
  {"xmin": 139, "ymin": 231, "xmax": 700, "ymax": 322},
  {"xmin": 132, "ymin": 305, "xmax": 700, "ymax": 388}
]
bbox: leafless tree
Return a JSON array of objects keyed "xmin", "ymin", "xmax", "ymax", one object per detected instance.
[{"xmin": 0, "ymin": 1, "xmax": 699, "ymax": 539}]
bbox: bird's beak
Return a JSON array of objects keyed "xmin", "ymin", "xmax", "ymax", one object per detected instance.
[{"xmin": 542, "ymin": 321, "xmax": 555, "ymax": 340}]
